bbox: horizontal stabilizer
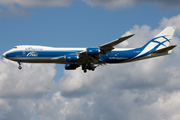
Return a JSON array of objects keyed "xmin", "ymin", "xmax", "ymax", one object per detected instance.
[{"xmin": 150, "ymin": 45, "xmax": 177, "ymax": 54}]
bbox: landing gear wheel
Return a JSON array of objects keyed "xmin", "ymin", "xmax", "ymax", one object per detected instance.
[
  {"xmin": 84, "ymin": 69, "xmax": 87, "ymax": 73},
  {"xmin": 18, "ymin": 62, "xmax": 22, "ymax": 70},
  {"xmin": 18, "ymin": 66, "xmax": 22, "ymax": 70},
  {"xmin": 82, "ymin": 64, "xmax": 86, "ymax": 70}
]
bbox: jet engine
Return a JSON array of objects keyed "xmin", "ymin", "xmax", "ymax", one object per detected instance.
[
  {"xmin": 65, "ymin": 55, "xmax": 78, "ymax": 62},
  {"xmin": 65, "ymin": 64, "xmax": 79, "ymax": 70},
  {"xmin": 86, "ymin": 48, "xmax": 99, "ymax": 56}
]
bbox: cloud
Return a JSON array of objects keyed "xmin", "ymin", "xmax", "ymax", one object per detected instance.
[
  {"xmin": 0, "ymin": 0, "xmax": 71, "ymax": 7},
  {"xmin": 82, "ymin": 0, "xmax": 134, "ymax": 9},
  {"xmin": 1, "ymin": 15, "xmax": 180, "ymax": 120},
  {"xmin": 0, "ymin": 59, "xmax": 57, "ymax": 99},
  {"xmin": 2, "ymin": 99, "xmax": 35, "ymax": 120},
  {"xmin": 0, "ymin": 0, "xmax": 179, "ymax": 13},
  {"xmin": 0, "ymin": 59, "xmax": 57, "ymax": 119},
  {"xmin": 118, "ymin": 25, "xmax": 159, "ymax": 48},
  {"xmin": 0, "ymin": 0, "xmax": 179, "ymax": 17},
  {"xmin": 137, "ymin": 0, "xmax": 180, "ymax": 8},
  {"xmin": 0, "ymin": 0, "xmax": 72, "ymax": 17},
  {"xmin": 0, "ymin": 0, "xmax": 179, "ymax": 16},
  {"xmin": 0, "ymin": 99, "xmax": 12, "ymax": 114},
  {"xmin": 82, "ymin": 0, "xmax": 180, "ymax": 10},
  {"xmin": 35, "ymin": 90, "xmax": 180, "ymax": 120},
  {"xmin": 160, "ymin": 15, "xmax": 180, "ymax": 35},
  {"xmin": 0, "ymin": 5, "xmax": 30, "ymax": 17},
  {"xmin": 36, "ymin": 91, "xmax": 68, "ymax": 120}
]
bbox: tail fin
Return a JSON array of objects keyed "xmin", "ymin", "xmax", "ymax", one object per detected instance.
[{"xmin": 142, "ymin": 26, "xmax": 176, "ymax": 52}]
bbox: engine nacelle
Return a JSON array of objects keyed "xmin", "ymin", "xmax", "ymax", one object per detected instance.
[
  {"xmin": 86, "ymin": 48, "xmax": 99, "ymax": 56},
  {"xmin": 65, "ymin": 64, "xmax": 79, "ymax": 70},
  {"xmin": 65, "ymin": 55, "xmax": 78, "ymax": 62}
]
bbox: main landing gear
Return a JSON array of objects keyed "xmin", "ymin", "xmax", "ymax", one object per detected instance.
[
  {"xmin": 82, "ymin": 64, "xmax": 97, "ymax": 73},
  {"xmin": 18, "ymin": 62, "xmax": 22, "ymax": 70}
]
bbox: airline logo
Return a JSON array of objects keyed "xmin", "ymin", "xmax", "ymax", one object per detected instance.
[{"xmin": 26, "ymin": 52, "xmax": 38, "ymax": 57}]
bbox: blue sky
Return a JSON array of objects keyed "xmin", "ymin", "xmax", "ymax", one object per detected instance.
[
  {"xmin": 0, "ymin": 1, "xmax": 179, "ymax": 51},
  {"xmin": 1, "ymin": 0, "xmax": 180, "ymax": 120}
]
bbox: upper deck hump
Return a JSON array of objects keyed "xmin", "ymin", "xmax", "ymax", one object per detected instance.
[{"xmin": 15, "ymin": 45, "xmax": 86, "ymax": 51}]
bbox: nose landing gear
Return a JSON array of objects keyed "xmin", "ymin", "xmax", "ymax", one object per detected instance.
[{"xmin": 18, "ymin": 62, "xmax": 22, "ymax": 70}]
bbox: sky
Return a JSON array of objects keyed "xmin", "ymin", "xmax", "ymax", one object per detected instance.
[{"xmin": 0, "ymin": 0, "xmax": 180, "ymax": 120}]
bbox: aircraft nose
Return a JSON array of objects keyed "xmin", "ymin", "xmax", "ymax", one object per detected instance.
[{"xmin": 3, "ymin": 52, "xmax": 6, "ymax": 58}]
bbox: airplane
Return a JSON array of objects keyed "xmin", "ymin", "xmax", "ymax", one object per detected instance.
[{"xmin": 3, "ymin": 26, "xmax": 177, "ymax": 73}]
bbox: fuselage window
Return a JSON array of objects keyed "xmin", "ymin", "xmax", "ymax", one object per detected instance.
[{"xmin": 13, "ymin": 47, "xmax": 17, "ymax": 49}]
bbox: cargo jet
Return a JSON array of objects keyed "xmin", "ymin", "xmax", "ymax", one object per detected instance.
[{"xmin": 3, "ymin": 26, "xmax": 177, "ymax": 73}]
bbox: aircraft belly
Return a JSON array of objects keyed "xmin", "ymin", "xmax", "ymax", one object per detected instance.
[
  {"xmin": 7, "ymin": 57, "xmax": 84, "ymax": 65},
  {"xmin": 7, "ymin": 57, "xmax": 65, "ymax": 63}
]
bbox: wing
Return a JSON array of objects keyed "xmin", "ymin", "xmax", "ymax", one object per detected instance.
[
  {"xmin": 99, "ymin": 34, "xmax": 134, "ymax": 55},
  {"xmin": 78, "ymin": 34, "xmax": 135, "ymax": 64},
  {"xmin": 51, "ymin": 34, "xmax": 134, "ymax": 64}
]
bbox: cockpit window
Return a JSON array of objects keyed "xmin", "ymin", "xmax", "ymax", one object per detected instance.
[{"xmin": 13, "ymin": 47, "xmax": 17, "ymax": 49}]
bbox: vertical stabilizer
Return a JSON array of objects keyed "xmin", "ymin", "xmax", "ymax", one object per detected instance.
[
  {"xmin": 130, "ymin": 26, "xmax": 176, "ymax": 60},
  {"xmin": 142, "ymin": 26, "xmax": 176, "ymax": 52},
  {"xmin": 154, "ymin": 26, "xmax": 176, "ymax": 48}
]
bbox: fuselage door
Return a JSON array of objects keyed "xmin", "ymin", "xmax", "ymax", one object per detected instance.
[{"xmin": 22, "ymin": 51, "xmax": 26, "ymax": 57}]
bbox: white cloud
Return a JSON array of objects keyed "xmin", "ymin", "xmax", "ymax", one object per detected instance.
[
  {"xmin": 3, "ymin": 99, "xmax": 35, "ymax": 120},
  {"xmin": 35, "ymin": 90, "xmax": 180, "ymax": 120},
  {"xmin": 0, "ymin": 5, "xmax": 30, "ymax": 17},
  {"xmin": 0, "ymin": 0, "xmax": 72, "ymax": 17},
  {"xmin": 118, "ymin": 25, "xmax": 159, "ymax": 48},
  {"xmin": 0, "ymin": 99, "xmax": 12, "ymax": 114},
  {"xmin": 82, "ymin": 0, "xmax": 134, "ymax": 10},
  {"xmin": 0, "ymin": 59, "xmax": 57, "ymax": 119},
  {"xmin": 82, "ymin": 0, "xmax": 180, "ymax": 10},
  {"xmin": 137, "ymin": 0, "xmax": 180, "ymax": 8},
  {"xmin": 36, "ymin": 91, "xmax": 68, "ymax": 120},
  {"xmin": 0, "ymin": 0, "xmax": 71, "ymax": 7},
  {"xmin": 0, "ymin": 0, "xmax": 179, "ymax": 15},
  {"xmin": 160, "ymin": 15, "xmax": 180, "ymax": 35},
  {"xmin": 0, "ymin": 0, "xmax": 179, "ymax": 17},
  {"xmin": 0, "ymin": 59, "xmax": 57, "ymax": 99}
]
